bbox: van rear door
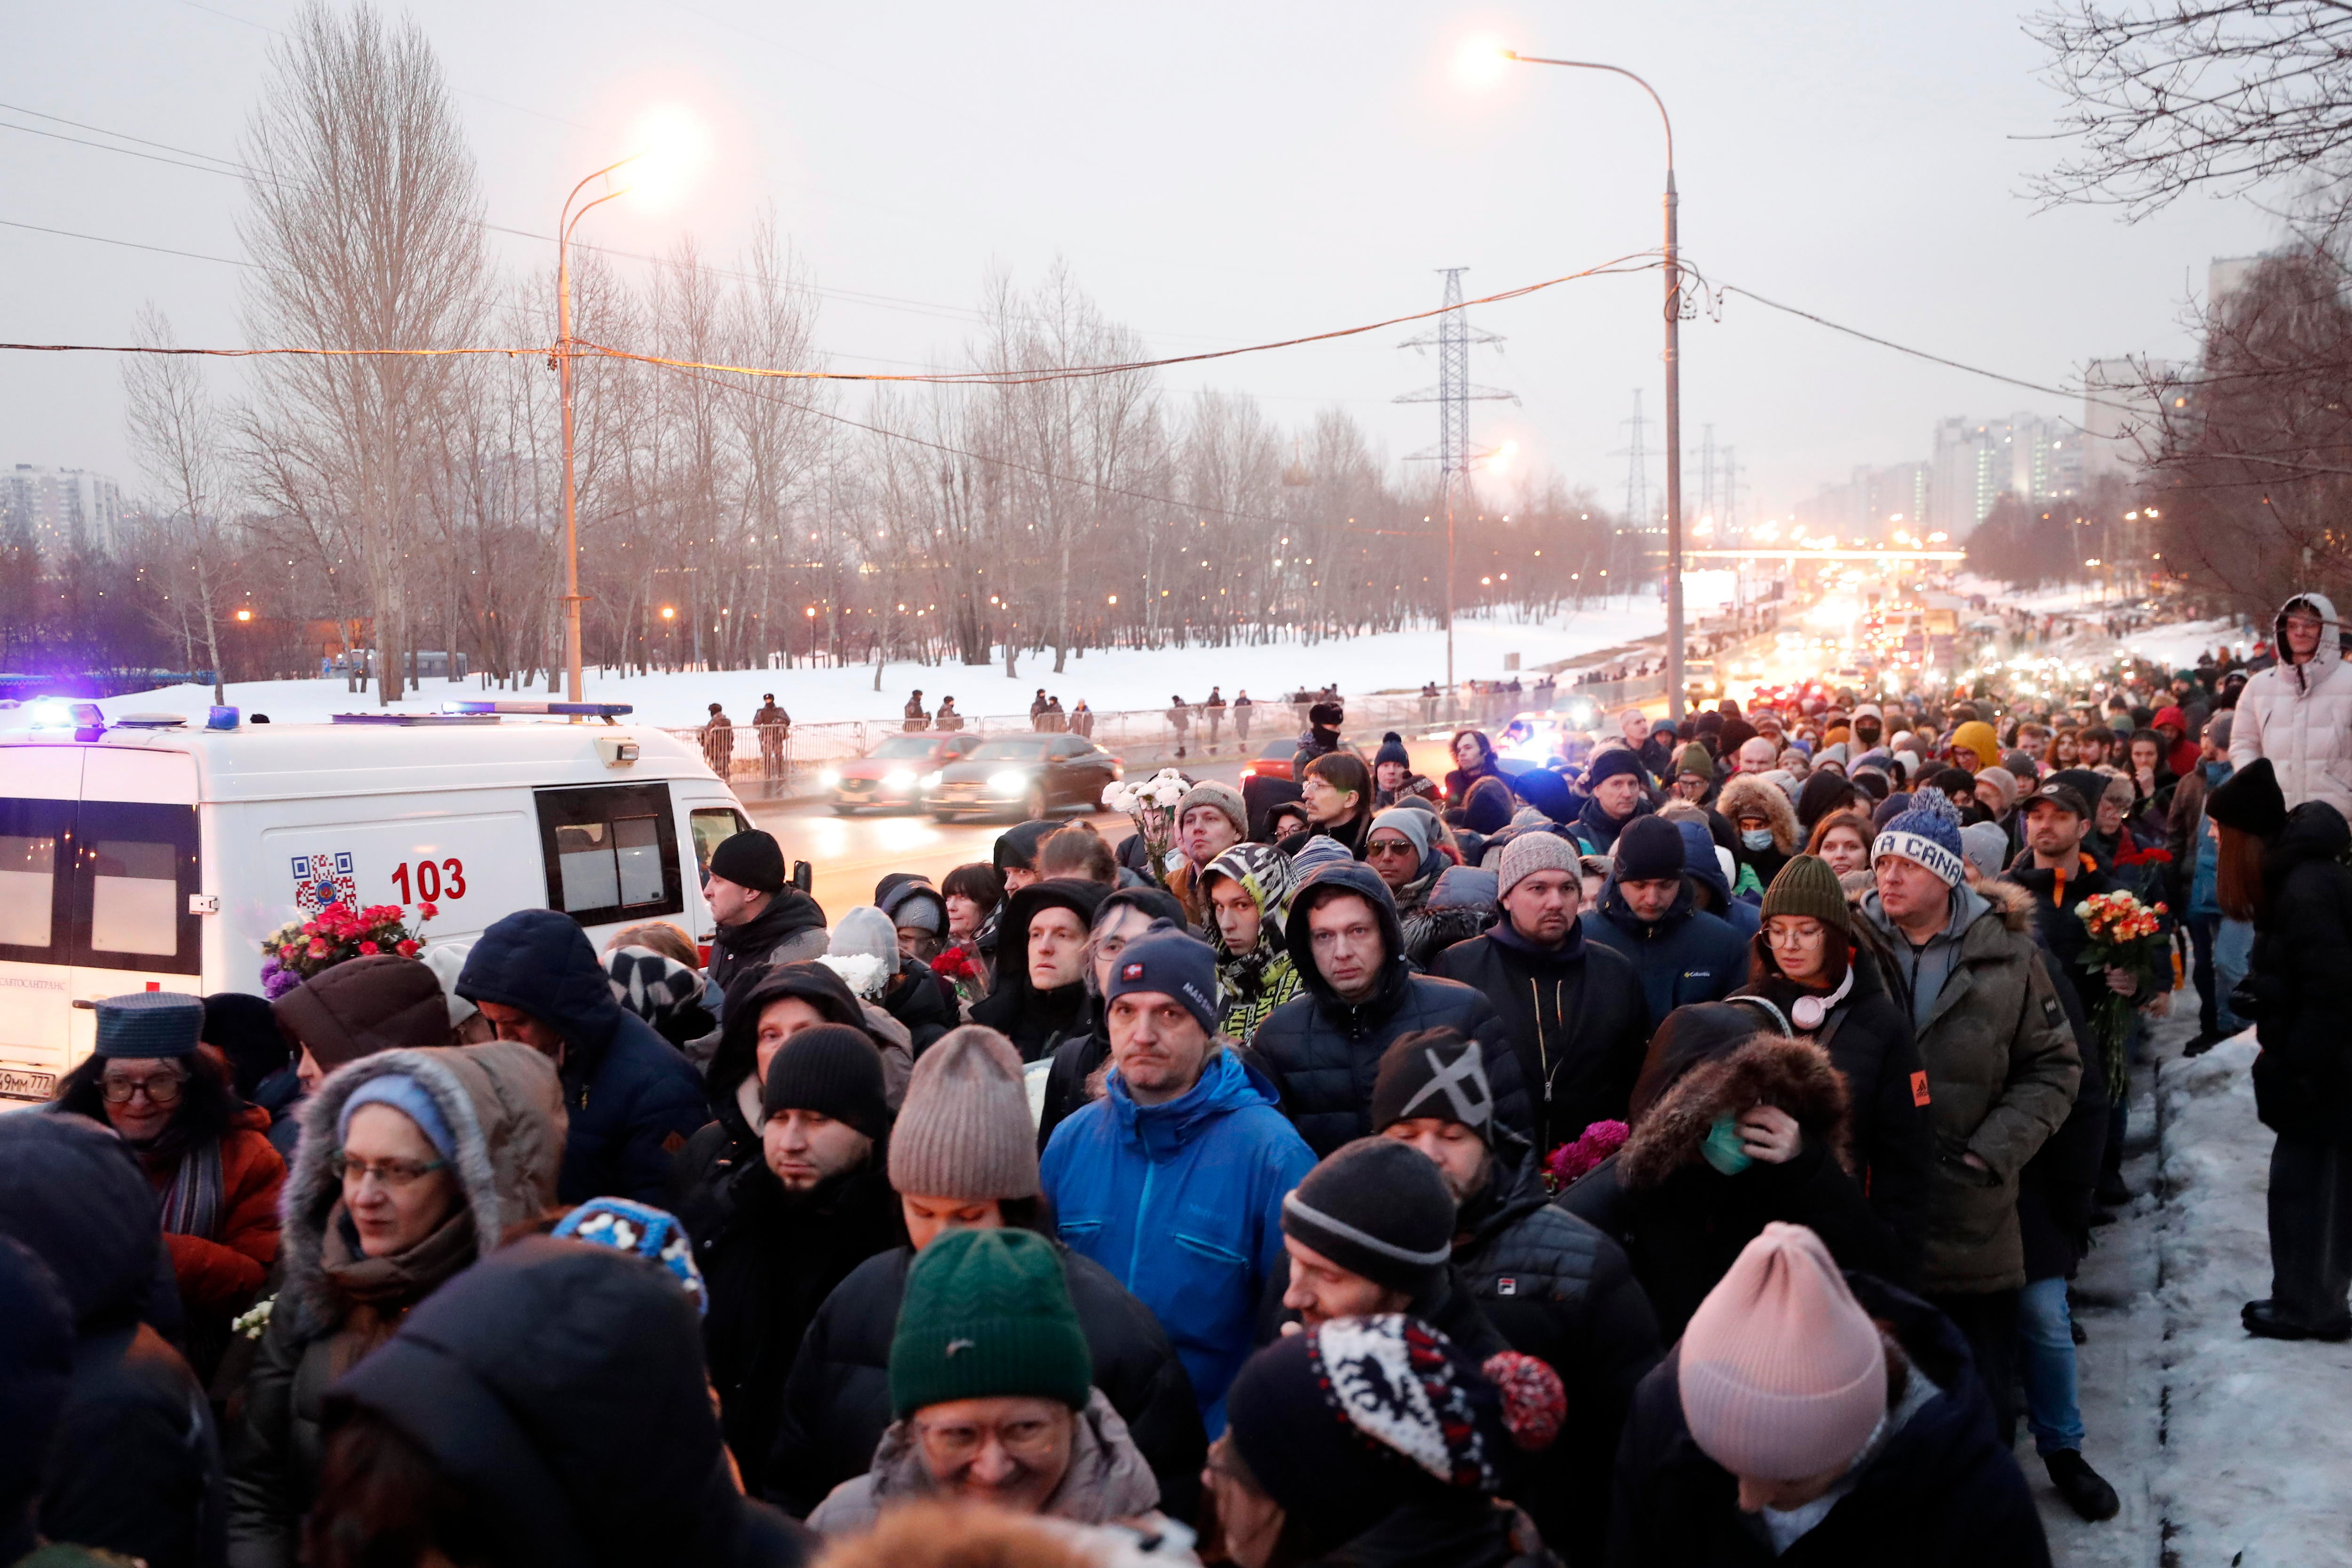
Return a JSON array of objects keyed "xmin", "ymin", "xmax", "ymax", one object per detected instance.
[
  {"xmin": 0, "ymin": 746, "xmax": 80, "ymax": 1098},
  {"xmin": 67, "ymin": 748, "xmax": 203, "ymax": 1065}
]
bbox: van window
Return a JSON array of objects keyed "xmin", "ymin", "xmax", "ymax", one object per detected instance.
[
  {"xmin": 0, "ymin": 799, "xmax": 68, "ymax": 960},
  {"xmin": 534, "ymin": 783, "xmax": 684, "ymax": 925},
  {"xmin": 88, "ymin": 839, "xmax": 179, "ymax": 956},
  {"xmin": 691, "ymin": 807, "xmax": 751, "ymax": 877},
  {"xmin": 68, "ymin": 801, "xmax": 201, "ymax": 975}
]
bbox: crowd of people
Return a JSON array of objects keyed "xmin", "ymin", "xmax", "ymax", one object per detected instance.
[{"xmin": 7, "ymin": 591, "xmax": 2349, "ymax": 1568}]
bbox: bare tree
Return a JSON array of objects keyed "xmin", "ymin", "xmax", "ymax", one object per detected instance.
[
  {"xmin": 123, "ymin": 305, "xmax": 234, "ymax": 700},
  {"xmin": 238, "ymin": 0, "xmax": 487, "ymax": 702}
]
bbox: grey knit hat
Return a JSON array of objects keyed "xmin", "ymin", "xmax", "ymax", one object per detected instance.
[
  {"xmin": 886, "ymin": 1025, "xmax": 1039, "ymax": 1201},
  {"xmin": 1498, "ymin": 829, "xmax": 1582, "ymax": 901},
  {"xmin": 1176, "ymin": 780, "xmax": 1248, "ymax": 841}
]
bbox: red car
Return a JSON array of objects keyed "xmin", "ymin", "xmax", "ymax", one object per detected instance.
[{"xmin": 821, "ymin": 731, "xmax": 982, "ymax": 813}]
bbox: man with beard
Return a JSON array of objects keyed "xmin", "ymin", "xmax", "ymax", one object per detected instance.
[
  {"xmin": 1373, "ymin": 1029, "xmax": 1661, "ymax": 1560},
  {"xmin": 678, "ymin": 1023, "xmax": 905, "ymax": 1477}
]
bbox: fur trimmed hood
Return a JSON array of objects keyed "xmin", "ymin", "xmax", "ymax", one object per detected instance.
[
  {"xmin": 279, "ymin": 1042, "xmax": 567, "ymax": 1322},
  {"xmin": 1972, "ymin": 874, "xmax": 2037, "ymax": 932},
  {"xmin": 1620, "ymin": 1033, "xmax": 1854, "ymax": 1190},
  {"xmin": 1717, "ymin": 775, "xmax": 1799, "ymax": 853}
]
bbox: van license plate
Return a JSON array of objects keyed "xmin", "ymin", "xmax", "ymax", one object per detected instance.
[{"xmin": 0, "ymin": 1067, "xmax": 56, "ymax": 1103}]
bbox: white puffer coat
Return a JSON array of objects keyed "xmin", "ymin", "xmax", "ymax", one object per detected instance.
[{"xmin": 2231, "ymin": 591, "xmax": 2352, "ymax": 818}]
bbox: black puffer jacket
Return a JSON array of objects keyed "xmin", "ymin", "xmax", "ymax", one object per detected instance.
[
  {"xmin": 763, "ymin": 1240, "xmax": 1205, "ymax": 1522},
  {"xmin": 1730, "ymin": 938, "xmax": 1933, "ymax": 1284},
  {"xmin": 0, "ymin": 1114, "xmax": 223, "ymax": 1568},
  {"xmin": 1454, "ymin": 1138, "xmax": 1661, "ymax": 1565},
  {"xmin": 330, "ymin": 1237, "xmax": 811, "ymax": 1568},
  {"xmin": 1432, "ymin": 921, "xmax": 1650, "ymax": 1156},
  {"xmin": 2247, "ymin": 801, "xmax": 2352, "ymax": 1140},
  {"xmin": 707, "ymin": 887, "xmax": 830, "ymax": 996},
  {"xmin": 1251, "ymin": 863, "xmax": 1532, "ymax": 1157},
  {"xmin": 877, "ymin": 957, "xmax": 958, "ymax": 1056},
  {"xmin": 1607, "ymin": 1272, "xmax": 2050, "ymax": 1568},
  {"xmin": 1561, "ymin": 1025, "xmax": 1907, "ymax": 1341},
  {"xmin": 673, "ymin": 1143, "xmax": 906, "ymax": 1480},
  {"xmin": 968, "ymin": 879, "xmax": 1112, "ymax": 1062}
]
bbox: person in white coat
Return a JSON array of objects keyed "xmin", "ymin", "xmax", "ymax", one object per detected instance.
[{"xmin": 2231, "ymin": 592, "xmax": 2352, "ymax": 818}]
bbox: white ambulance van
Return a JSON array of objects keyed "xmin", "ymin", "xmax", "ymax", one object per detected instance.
[{"xmin": 0, "ymin": 701, "xmax": 758, "ymax": 1101}]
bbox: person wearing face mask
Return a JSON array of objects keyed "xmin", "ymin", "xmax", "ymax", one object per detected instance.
[
  {"xmin": 1609, "ymin": 1224, "xmax": 2049, "ymax": 1565},
  {"xmin": 1731, "ymin": 856, "xmax": 1932, "ymax": 1281},
  {"xmin": 1718, "ymin": 775, "xmax": 1798, "ymax": 892},
  {"xmin": 225, "ymin": 1043, "xmax": 565, "ymax": 1568},
  {"xmin": 806, "ymin": 1229, "xmax": 1183, "ymax": 1544},
  {"xmin": 681, "ymin": 1024, "xmax": 904, "ymax": 1479},
  {"xmin": 969, "ymin": 878, "xmax": 1114, "ymax": 1062},
  {"xmin": 767, "ymin": 1027, "xmax": 1205, "ymax": 1523},
  {"xmin": 49, "ymin": 993, "xmax": 286, "ymax": 1378},
  {"xmin": 1558, "ymin": 998, "xmax": 1906, "ymax": 1341}
]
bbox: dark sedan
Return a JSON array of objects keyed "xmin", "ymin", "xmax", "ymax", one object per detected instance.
[{"xmin": 923, "ymin": 733, "xmax": 1123, "ymax": 822}]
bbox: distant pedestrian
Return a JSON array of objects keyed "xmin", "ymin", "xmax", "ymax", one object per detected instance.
[
  {"xmin": 902, "ymin": 690, "xmax": 927, "ymax": 733},
  {"xmin": 1168, "ymin": 695, "xmax": 1191, "ymax": 758},
  {"xmin": 1205, "ymin": 685, "xmax": 1226, "ymax": 749},
  {"xmin": 933, "ymin": 695, "xmax": 961, "ymax": 731},
  {"xmin": 1070, "ymin": 699, "xmax": 1095, "ymax": 738},
  {"xmin": 1233, "ymin": 689, "xmax": 1253, "ymax": 744},
  {"xmin": 755, "ymin": 693, "xmax": 791, "ymax": 783},
  {"xmin": 1045, "ymin": 695, "xmax": 1067, "ymax": 731},
  {"xmin": 1031, "ymin": 689, "xmax": 1049, "ymax": 731},
  {"xmin": 704, "ymin": 702, "xmax": 737, "ymax": 775}
]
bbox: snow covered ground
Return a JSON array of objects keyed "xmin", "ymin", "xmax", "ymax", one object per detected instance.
[
  {"xmin": 2121, "ymin": 615, "xmax": 2261, "ymax": 674},
  {"xmin": 85, "ymin": 600, "xmax": 1668, "ymax": 730},
  {"xmin": 2047, "ymin": 1013, "xmax": 2352, "ymax": 1566}
]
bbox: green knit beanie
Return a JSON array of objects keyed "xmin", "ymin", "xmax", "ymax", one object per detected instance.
[
  {"xmin": 889, "ymin": 1228, "xmax": 1093, "ymax": 1417},
  {"xmin": 1676, "ymin": 742, "xmax": 1715, "ymax": 780},
  {"xmin": 1759, "ymin": 854, "xmax": 1852, "ymax": 936}
]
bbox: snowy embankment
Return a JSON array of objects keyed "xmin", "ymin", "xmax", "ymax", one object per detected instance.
[
  {"xmin": 2121, "ymin": 616, "xmax": 2258, "ymax": 673},
  {"xmin": 93, "ymin": 601, "xmax": 1666, "ymax": 729}
]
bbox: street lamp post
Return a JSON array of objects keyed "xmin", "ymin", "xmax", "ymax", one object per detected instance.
[
  {"xmin": 1503, "ymin": 51, "xmax": 1686, "ymax": 723},
  {"xmin": 556, "ymin": 158, "xmax": 642, "ymax": 706}
]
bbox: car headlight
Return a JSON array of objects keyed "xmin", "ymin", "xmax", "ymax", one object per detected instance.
[
  {"xmin": 818, "ymin": 768, "xmax": 841, "ymax": 788},
  {"xmin": 883, "ymin": 769, "xmax": 916, "ymax": 790},
  {"xmin": 988, "ymin": 771, "xmax": 1028, "ymax": 798},
  {"xmin": 919, "ymin": 771, "xmax": 944, "ymax": 789}
]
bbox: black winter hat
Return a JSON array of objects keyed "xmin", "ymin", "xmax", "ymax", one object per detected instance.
[
  {"xmin": 1370, "ymin": 1029, "xmax": 1494, "ymax": 1143},
  {"xmin": 1461, "ymin": 775, "xmax": 1516, "ymax": 835},
  {"xmin": 1613, "ymin": 814, "xmax": 1687, "ymax": 883},
  {"xmin": 2205, "ymin": 756, "xmax": 2287, "ymax": 839},
  {"xmin": 1513, "ymin": 766, "xmax": 1574, "ymax": 824},
  {"xmin": 760, "ymin": 1023, "xmax": 890, "ymax": 1140},
  {"xmin": 1280, "ymin": 1137, "xmax": 1454, "ymax": 1295},
  {"xmin": 1374, "ymin": 731, "xmax": 1411, "ymax": 769},
  {"xmin": 708, "ymin": 829, "xmax": 786, "ymax": 894},
  {"xmin": 1308, "ymin": 700, "xmax": 1344, "ymax": 728}
]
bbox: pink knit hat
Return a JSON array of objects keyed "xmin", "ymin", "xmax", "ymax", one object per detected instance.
[{"xmin": 1677, "ymin": 1223, "xmax": 1886, "ymax": 1480}]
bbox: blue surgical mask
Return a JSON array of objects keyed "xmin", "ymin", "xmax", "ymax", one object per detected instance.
[
  {"xmin": 1701, "ymin": 1114, "xmax": 1753, "ymax": 1176},
  {"xmin": 1740, "ymin": 828, "xmax": 1774, "ymax": 852}
]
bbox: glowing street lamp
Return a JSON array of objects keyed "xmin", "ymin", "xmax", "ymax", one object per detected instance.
[{"xmin": 556, "ymin": 111, "xmax": 707, "ymax": 704}]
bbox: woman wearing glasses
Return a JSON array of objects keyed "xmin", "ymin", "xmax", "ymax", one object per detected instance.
[
  {"xmin": 51, "ymin": 991, "xmax": 288, "ymax": 1378},
  {"xmin": 225, "ymin": 1041, "xmax": 567, "ymax": 1568}
]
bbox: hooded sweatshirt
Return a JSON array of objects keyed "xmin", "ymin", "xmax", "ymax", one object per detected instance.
[
  {"xmin": 1200, "ymin": 843, "xmax": 1304, "ymax": 1044},
  {"xmin": 2231, "ymin": 590, "xmax": 2352, "ymax": 818},
  {"xmin": 458, "ymin": 910, "xmax": 708, "ymax": 1206}
]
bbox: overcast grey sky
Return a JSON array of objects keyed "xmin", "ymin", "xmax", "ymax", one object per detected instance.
[{"xmin": 4, "ymin": 0, "xmax": 2265, "ymax": 522}]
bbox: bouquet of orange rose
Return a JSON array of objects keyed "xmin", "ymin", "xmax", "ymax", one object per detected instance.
[{"xmin": 2075, "ymin": 889, "xmax": 2167, "ymax": 1100}]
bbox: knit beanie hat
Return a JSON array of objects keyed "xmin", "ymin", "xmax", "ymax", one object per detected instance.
[
  {"xmin": 1374, "ymin": 732, "xmax": 1413, "ymax": 770},
  {"xmin": 889, "ymin": 1228, "xmax": 1093, "ymax": 1417},
  {"xmin": 707, "ymin": 828, "xmax": 786, "ymax": 894},
  {"xmin": 1461, "ymin": 776, "xmax": 1516, "ymax": 835},
  {"xmin": 1368, "ymin": 807, "xmax": 1435, "ymax": 862},
  {"xmin": 1873, "ymin": 807, "xmax": 1967, "ymax": 889},
  {"xmin": 1226, "ymin": 1315, "xmax": 1509, "ymax": 1550},
  {"xmin": 1678, "ymin": 1223, "xmax": 1886, "ymax": 1481},
  {"xmin": 415, "ymin": 941, "xmax": 481, "ymax": 1031},
  {"xmin": 1586, "ymin": 748, "xmax": 1646, "ymax": 789},
  {"xmin": 821, "ymin": 905, "xmax": 903, "ymax": 1000},
  {"xmin": 1613, "ymin": 814, "xmax": 1688, "ymax": 883},
  {"xmin": 1104, "ymin": 923, "xmax": 1222, "ymax": 1038},
  {"xmin": 1959, "ymin": 822, "xmax": 2010, "ymax": 883},
  {"xmin": 2206, "ymin": 709, "xmax": 2235, "ymax": 752},
  {"xmin": 888, "ymin": 1026, "xmax": 1038, "ymax": 1201},
  {"xmin": 1281, "ymin": 1138, "xmax": 1454, "ymax": 1296},
  {"xmin": 1498, "ymin": 829, "xmax": 1581, "ymax": 901},
  {"xmin": 876, "ymin": 876, "xmax": 946, "ymax": 936},
  {"xmin": 337, "ymin": 1073, "xmax": 459, "ymax": 1164},
  {"xmin": 604, "ymin": 946, "xmax": 704, "ymax": 1034},
  {"xmin": 1370, "ymin": 1030, "xmax": 1494, "ymax": 1142},
  {"xmin": 759, "ymin": 1023, "xmax": 890, "ymax": 1140},
  {"xmin": 2205, "ymin": 755, "xmax": 2285, "ymax": 838},
  {"xmin": 1177, "ymin": 780, "xmax": 1248, "ymax": 842},
  {"xmin": 1510, "ymin": 767, "xmax": 1574, "ymax": 826},
  {"xmin": 1758, "ymin": 855, "xmax": 1851, "ymax": 937},
  {"xmin": 1973, "ymin": 766, "xmax": 2018, "ymax": 813},
  {"xmin": 553, "ymin": 1198, "xmax": 708, "ymax": 1316},
  {"xmin": 1675, "ymin": 742, "xmax": 1715, "ymax": 780}
]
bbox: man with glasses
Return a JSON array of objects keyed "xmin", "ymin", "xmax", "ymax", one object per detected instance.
[{"xmin": 2232, "ymin": 592, "xmax": 2352, "ymax": 817}]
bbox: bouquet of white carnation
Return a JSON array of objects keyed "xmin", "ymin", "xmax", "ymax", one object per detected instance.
[{"xmin": 1103, "ymin": 768, "xmax": 1190, "ymax": 878}]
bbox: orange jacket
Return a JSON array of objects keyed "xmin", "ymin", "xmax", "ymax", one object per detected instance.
[{"xmin": 151, "ymin": 1104, "xmax": 286, "ymax": 1318}]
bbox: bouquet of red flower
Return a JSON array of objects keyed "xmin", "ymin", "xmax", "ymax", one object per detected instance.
[
  {"xmin": 2075, "ymin": 889, "xmax": 2168, "ymax": 1099},
  {"xmin": 1544, "ymin": 1119, "xmax": 1629, "ymax": 1194},
  {"xmin": 259, "ymin": 900, "xmax": 436, "ymax": 998}
]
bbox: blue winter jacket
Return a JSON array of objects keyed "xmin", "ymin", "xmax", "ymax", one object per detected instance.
[
  {"xmin": 1041, "ymin": 1049, "xmax": 1316, "ymax": 1439},
  {"xmin": 458, "ymin": 909, "xmax": 709, "ymax": 1206},
  {"xmin": 1583, "ymin": 876, "xmax": 1750, "ymax": 1031},
  {"xmin": 2190, "ymin": 759, "xmax": 2232, "ymax": 919}
]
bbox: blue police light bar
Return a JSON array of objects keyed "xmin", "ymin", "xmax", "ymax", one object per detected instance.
[{"xmin": 437, "ymin": 700, "xmax": 634, "ymax": 722}]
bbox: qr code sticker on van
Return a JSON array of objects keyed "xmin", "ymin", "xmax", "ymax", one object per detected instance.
[{"xmin": 291, "ymin": 852, "xmax": 358, "ymax": 915}]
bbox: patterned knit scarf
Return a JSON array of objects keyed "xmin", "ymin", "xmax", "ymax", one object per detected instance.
[{"xmin": 157, "ymin": 1136, "xmax": 224, "ymax": 1241}]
